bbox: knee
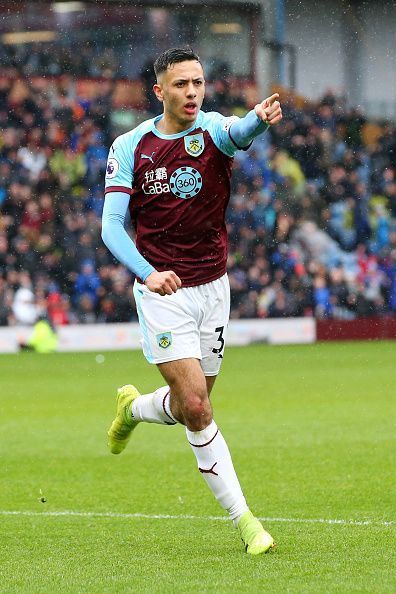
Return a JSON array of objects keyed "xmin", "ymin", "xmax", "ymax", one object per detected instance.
[{"xmin": 182, "ymin": 392, "xmax": 212, "ymax": 431}]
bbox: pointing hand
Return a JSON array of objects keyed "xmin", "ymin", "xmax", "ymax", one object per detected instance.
[{"xmin": 255, "ymin": 93, "xmax": 283, "ymax": 126}]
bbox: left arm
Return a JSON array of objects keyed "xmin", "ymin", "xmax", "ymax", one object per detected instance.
[{"xmin": 230, "ymin": 93, "xmax": 282, "ymax": 149}]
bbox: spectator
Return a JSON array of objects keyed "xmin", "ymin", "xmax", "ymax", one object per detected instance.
[
  {"xmin": 19, "ymin": 316, "xmax": 58, "ymax": 353},
  {"xmin": 49, "ymin": 145, "xmax": 86, "ymax": 189},
  {"xmin": 74, "ymin": 260, "xmax": 101, "ymax": 307},
  {"xmin": 0, "ymin": 275, "xmax": 13, "ymax": 325},
  {"xmin": 12, "ymin": 273, "xmax": 37, "ymax": 325},
  {"xmin": 76, "ymin": 294, "xmax": 97, "ymax": 324}
]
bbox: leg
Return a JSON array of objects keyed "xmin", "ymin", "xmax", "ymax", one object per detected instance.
[
  {"xmin": 158, "ymin": 357, "xmax": 275, "ymax": 553},
  {"xmin": 156, "ymin": 361, "xmax": 216, "ymax": 425},
  {"xmin": 107, "ymin": 382, "xmax": 178, "ymax": 454},
  {"xmin": 206, "ymin": 375, "xmax": 217, "ymax": 397},
  {"xmin": 108, "ymin": 359, "xmax": 216, "ymax": 453},
  {"xmin": 158, "ymin": 358, "xmax": 212, "ymax": 430},
  {"xmin": 158, "ymin": 357, "xmax": 249, "ymax": 520},
  {"xmin": 109, "ymin": 278, "xmax": 274, "ymax": 552},
  {"xmin": 125, "ymin": 280, "xmax": 204, "ymax": 427}
]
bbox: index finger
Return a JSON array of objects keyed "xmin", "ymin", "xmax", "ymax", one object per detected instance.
[{"xmin": 265, "ymin": 93, "xmax": 279, "ymax": 106}]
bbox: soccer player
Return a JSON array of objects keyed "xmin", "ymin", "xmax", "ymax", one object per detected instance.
[{"xmin": 102, "ymin": 47, "xmax": 282, "ymax": 555}]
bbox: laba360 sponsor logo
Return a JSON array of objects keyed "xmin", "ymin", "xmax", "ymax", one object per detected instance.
[{"xmin": 142, "ymin": 166, "xmax": 202, "ymax": 199}]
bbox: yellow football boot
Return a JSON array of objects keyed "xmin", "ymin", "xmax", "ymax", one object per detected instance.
[
  {"xmin": 237, "ymin": 511, "xmax": 275, "ymax": 555},
  {"xmin": 107, "ymin": 385, "xmax": 140, "ymax": 454}
]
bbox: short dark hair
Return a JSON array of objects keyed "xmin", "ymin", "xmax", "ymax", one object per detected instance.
[{"xmin": 154, "ymin": 47, "xmax": 201, "ymax": 78}]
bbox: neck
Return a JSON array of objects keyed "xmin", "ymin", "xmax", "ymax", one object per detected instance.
[{"xmin": 156, "ymin": 112, "xmax": 197, "ymax": 135}]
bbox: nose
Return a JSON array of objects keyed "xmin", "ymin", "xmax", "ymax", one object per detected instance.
[{"xmin": 186, "ymin": 82, "xmax": 196, "ymax": 98}]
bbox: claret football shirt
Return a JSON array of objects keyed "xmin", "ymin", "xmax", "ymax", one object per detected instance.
[{"xmin": 104, "ymin": 111, "xmax": 243, "ymax": 287}]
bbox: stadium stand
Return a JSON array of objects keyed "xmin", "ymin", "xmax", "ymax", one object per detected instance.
[{"xmin": 0, "ymin": 42, "xmax": 395, "ymax": 326}]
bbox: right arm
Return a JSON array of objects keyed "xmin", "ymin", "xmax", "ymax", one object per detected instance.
[
  {"xmin": 101, "ymin": 191, "xmax": 154, "ymax": 281},
  {"xmin": 101, "ymin": 190, "xmax": 181, "ymax": 295}
]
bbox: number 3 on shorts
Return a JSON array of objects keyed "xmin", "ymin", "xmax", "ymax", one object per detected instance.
[{"xmin": 212, "ymin": 326, "xmax": 225, "ymax": 355}]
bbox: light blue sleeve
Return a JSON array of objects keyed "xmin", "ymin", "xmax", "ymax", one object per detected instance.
[
  {"xmin": 205, "ymin": 110, "xmax": 269, "ymax": 157},
  {"xmin": 101, "ymin": 191, "xmax": 155, "ymax": 281},
  {"xmin": 230, "ymin": 110, "xmax": 270, "ymax": 149},
  {"xmin": 105, "ymin": 134, "xmax": 134, "ymax": 193}
]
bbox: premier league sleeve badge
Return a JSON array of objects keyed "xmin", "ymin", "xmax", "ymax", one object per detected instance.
[
  {"xmin": 184, "ymin": 133, "xmax": 205, "ymax": 157},
  {"xmin": 106, "ymin": 157, "xmax": 119, "ymax": 178}
]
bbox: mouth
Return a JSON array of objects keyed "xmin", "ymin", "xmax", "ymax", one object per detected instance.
[{"xmin": 184, "ymin": 102, "xmax": 197, "ymax": 115}]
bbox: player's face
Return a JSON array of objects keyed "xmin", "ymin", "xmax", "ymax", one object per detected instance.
[{"xmin": 154, "ymin": 60, "xmax": 205, "ymax": 132}]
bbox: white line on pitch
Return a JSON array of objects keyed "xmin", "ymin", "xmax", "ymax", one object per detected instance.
[{"xmin": 0, "ymin": 510, "xmax": 394, "ymax": 527}]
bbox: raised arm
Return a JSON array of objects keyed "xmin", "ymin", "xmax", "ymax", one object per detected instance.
[{"xmin": 230, "ymin": 93, "xmax": 282, "ymax": 148}]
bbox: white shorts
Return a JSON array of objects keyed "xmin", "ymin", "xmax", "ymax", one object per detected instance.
[{"xmin": 133, "ymin": 274, "xmax": 230, "ymax": 376}]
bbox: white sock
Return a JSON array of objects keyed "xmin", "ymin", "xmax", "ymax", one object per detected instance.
[
  {"xmin": 131, "ymin": 386, "xmax": 177, "ymax": 425},
  {"xmin": 186, "ymin": 420, "xmax": 249, "ymax": 521}
]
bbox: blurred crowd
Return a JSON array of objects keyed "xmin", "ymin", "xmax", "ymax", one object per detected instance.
[
  {"xmin": 0, "ymin": 42, "xmax": 119, "ymax": 79},
  {"xmin": 0, "ymin": 58, "xmax": 396, "ymax": 327},
  {"xmin": 227, "ymin": 94, "xmax": 396, "ymax": 319}
]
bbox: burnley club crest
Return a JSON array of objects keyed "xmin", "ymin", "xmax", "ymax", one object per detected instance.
[
  {"xmin": 184, "ymin": 133, "xmax": 204, "ymax": 157},
  {"xmin": 157, "ymin": 332, "xmax": 172, "ymax": 349}
]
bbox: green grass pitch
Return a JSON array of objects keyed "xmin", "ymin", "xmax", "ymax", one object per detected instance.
[{"xmin": 0, "ymin": 341, "xmax": 395, "ymax": 593}]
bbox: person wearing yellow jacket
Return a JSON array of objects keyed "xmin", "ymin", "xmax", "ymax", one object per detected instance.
[{"xmin": 20, "ymin": 317, "xmax": 58, "ymax": 353}]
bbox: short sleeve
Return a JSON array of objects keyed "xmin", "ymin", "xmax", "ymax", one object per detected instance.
[
  {"xmin": 104, "ymin": 134, "xmax": 134, "ymax": 194},
  {"xmin": 203, "ymin": 112, "xmax": 241, "ymax": 158}
]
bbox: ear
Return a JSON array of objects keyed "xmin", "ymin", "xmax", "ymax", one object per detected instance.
[{"xmin": 153, "ymin": 83, "xmax": 164, "ymax": 103}]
